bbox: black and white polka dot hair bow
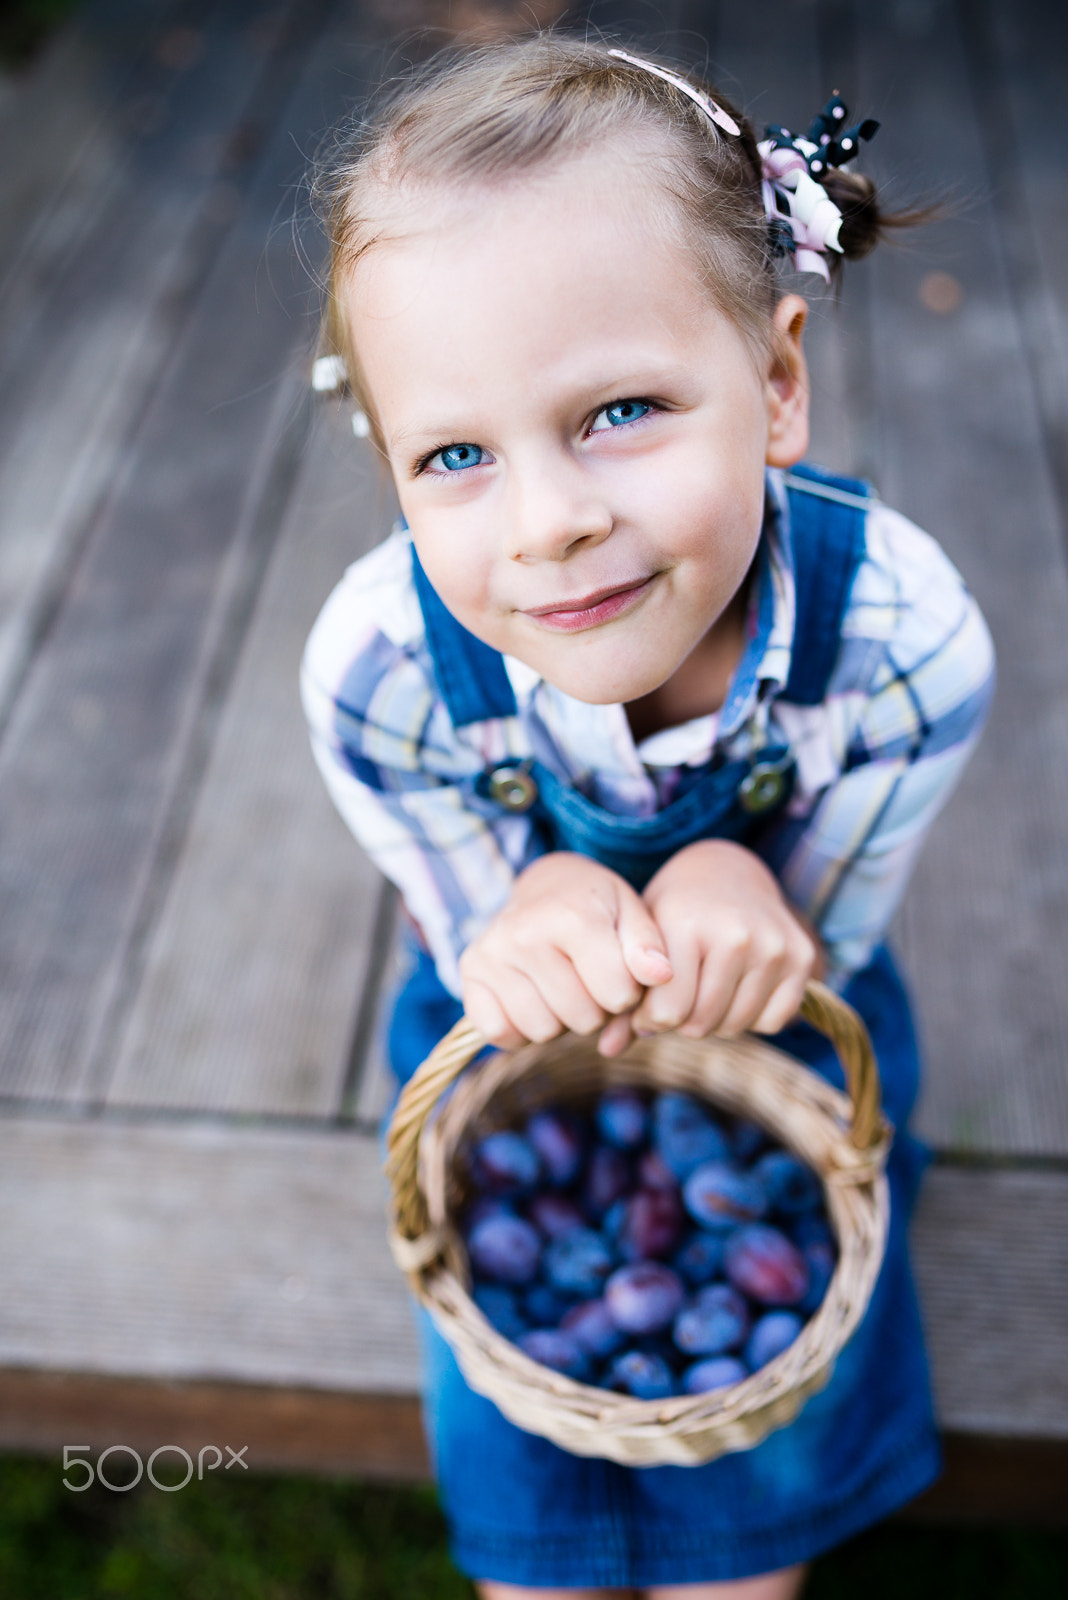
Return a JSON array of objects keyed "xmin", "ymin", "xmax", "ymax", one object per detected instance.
[{"xmin": 759, "ymin": 94, "xmax": 880, "ymax": 279}]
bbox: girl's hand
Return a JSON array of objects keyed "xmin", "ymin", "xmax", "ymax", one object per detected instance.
[
  {"xmin": 628, "ymin": 839, "xmax": 820, "ymax": 1042},
  {"xmin": 458, "ymin": 853, "xmax": 674, "ymax": 1054}
]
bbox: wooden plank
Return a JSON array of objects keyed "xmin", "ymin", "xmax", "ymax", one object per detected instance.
[
  {"xmin": 0, "ymin": 4, "xmax": 388, "ymax": 1108},
  {"xmin": 912, "ymin": 1165, "xmax": 1068, "ymax": 1440},
  {"xmin": 0, "ymin": 1369, "xmax": 1065, "ymax": 1521},
  {"xmin": 0, "ymin": 1370, "xmax": 431, "ymax": 1483},
  {"xmin": 0, "ymin": 0, "xmax": 323, "ymax": 731},
  {"xmin": 855, "ymin": 0, "xmax": 1068, "ymax": 1156},
  {"xmin": 104, "ymin": 416, "xmax": 394, "ymax": 1117},
  {"xmin": 0, "ymin": 1140, "xmax": 1065, "ymax": 1477},
  {"xmin": 0, "ymin": 1115, "xmax": 421, "ymax": 1392}
]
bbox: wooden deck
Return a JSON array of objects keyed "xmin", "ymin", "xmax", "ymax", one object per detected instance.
[{"xmin": 0, "ymin": 0, "xmax": 1066, "ymax": 1521}]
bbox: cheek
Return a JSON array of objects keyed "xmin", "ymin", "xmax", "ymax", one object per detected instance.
[{"xmin": 410, "ymin": 517, "xmax": 499, "ymax": 630}]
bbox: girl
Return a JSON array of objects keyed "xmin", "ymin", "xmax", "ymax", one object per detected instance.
[{"xmin": 301, "ymin": 36, "xmax": 994, "ymax": 1600}]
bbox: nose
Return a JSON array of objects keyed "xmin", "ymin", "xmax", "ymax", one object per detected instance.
[{"xmin": 504, "ymin": 455, "xmax": 613, "ymax": 562}]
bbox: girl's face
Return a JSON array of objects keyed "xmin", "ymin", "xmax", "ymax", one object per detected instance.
[{"xmin": 344, "ymin": 149, "xmax": 809, "ymax": 705}]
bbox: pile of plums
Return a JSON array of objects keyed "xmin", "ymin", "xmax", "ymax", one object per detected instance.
[{"xmin": 460, "ymin": 1088, "xmax": 837, "ymax": 1399}]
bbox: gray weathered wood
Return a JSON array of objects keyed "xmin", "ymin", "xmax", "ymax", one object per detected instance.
[
  {"xmin": 856, "ymin": 0, "xmax": 1068, "ymax": 1156},
  {"xmin": 0, "ymin": 4, "xmax": 387, "ymax": 1108},
  {"xmin": 104, "ymin": 417, "xmax": 393, "ymax": 1116},
  {"xmin": 1, "ymin": 1117, "xmax": 1064, "ymax": 1443},
  {"xmin": 0, "ymin": 1114, "xmax": 420, "ymax": 1391}
]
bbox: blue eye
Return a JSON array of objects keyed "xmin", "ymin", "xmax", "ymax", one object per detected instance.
[
  {"xmin": 429, "ymin": 443, "xmax": 484, "ymax": 472},
  {"xmin": 590, "ymin": 399, "xmax": 651, "ymax": 432}
]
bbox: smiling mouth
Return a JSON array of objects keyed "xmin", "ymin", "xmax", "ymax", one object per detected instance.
[{"xmin": 522, "ymin": 575, "xmax": 656, "ymax": 633}]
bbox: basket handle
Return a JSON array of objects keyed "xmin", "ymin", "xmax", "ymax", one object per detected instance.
[{"xmin": 386, "ymin": 981, "xmax": 881, "ymax": 1256}]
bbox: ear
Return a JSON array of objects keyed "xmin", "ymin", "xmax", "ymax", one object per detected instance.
[{"xmin": 765, "ymin": 294, "xmax": 811, "ymax": 467}]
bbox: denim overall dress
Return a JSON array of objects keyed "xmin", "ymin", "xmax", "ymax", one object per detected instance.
[{"xmin": 386, "ymin": 466, "xmax": 941, "ymax": 1587}]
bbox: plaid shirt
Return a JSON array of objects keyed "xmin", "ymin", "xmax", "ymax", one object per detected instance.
[{"xmin": 301, "ymin": 471, "xmax": 994, "ymax": 997}]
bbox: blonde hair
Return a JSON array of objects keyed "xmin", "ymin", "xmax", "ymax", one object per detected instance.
[{"xmin": 312, "ymin": 35, "xmax": 891, "ymax": 436}]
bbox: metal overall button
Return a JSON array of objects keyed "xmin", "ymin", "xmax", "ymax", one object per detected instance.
[
  {"xmin": 738, "ymin": 756, "xmax": 791, "ymax": 815},
  {"xmin": 487, "ymin": 763, "xmax": 539, "ymax": 813}
]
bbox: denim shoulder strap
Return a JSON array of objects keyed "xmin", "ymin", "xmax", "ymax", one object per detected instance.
[
  {"xmin": 780, "ymin": 463, "xmax": 871, "ymax": 707},
  {"xmin": 411, "ymin": 543, "xmax": 517, "ymax": 726}
]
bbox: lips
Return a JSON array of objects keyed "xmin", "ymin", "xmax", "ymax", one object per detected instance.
[{"xmin": 522, "ymin": 575, "xmax": 656, "ymax": 633}]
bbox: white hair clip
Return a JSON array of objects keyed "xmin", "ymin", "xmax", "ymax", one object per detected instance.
[
  {"xmin": 311, "ymin": 353, "xmax": 348, "ymax": 392},
  {"xmin": 351, "ymin": 410, "xmax": 371, "ymax": 439},
  {"xmin": 607, "ymin": 49, "xmax": 740, "ymax": 138}
]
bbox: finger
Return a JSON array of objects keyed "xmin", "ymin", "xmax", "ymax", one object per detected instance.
[
  {"xmin": 462, "ymin": 978, "xmax": 525, "ymax": 1051},
  {"xmin": 631, "ymin": 929, "xmax": 703, "ymax": 1034},
  {"xmin": 597, "ymin": 1013, "xmax": 635, "ymax": 1058},
  {"xmin": 553, "ymin": 919, "xmax": 647, "ymax": 1018},
  {"xmin": 751, "ymin": 966, "xmax": 812, "ymax": 1035},
  {"xmin": 715, "ymin": 937, "xmax": 792, "ymax": 1037},
  {"xmin": 523, "ymin": 946, "xmax": 609, "ymax": 1037},
  {"xmin": 469, "ymin": 968, "xmax": 564, "ymax": 1046},
  {"xmin": 676, "ymin": 937, "xmax": 753, "ymax": 1038},
  {"xmin": 614, "ymin": 884, "xmax": 674, "ymax": 987}
]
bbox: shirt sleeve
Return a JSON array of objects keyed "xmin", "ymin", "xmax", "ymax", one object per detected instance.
[
  {"xmin": 300, "ymin": 544, "xmax": 535, "ymax": 998},
  {"xmin": 776, "ymin": 507, "xmax": 996, "ymax": 982}
]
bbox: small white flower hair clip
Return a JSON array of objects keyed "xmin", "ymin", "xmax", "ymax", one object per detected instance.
[
  {"xmin": 310, "ymin": 354, "xmax": 372, "ymax": 438},
  {"xmin": 758, "ymin": 93, "xmax": 880, "ymax": 281},
  {"xmin": 607, "ymin": 49, "xmax": 741, "ymax": 138}
]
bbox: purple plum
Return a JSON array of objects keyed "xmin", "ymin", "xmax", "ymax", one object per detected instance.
[
  {"xmin": 517, "ymin": 1328, "xmax": 591, "ymax": 1381},
  {"xmin": 560, "ymin": 1298, "xmax": 627, "ymax": 1360},
  {"xmin": 612, "ymin": 1188, "xmax": 685, "ymax": 1262},
  {"xmin": 638, "ymin": 1148, "xmax": 680, "ymax": 1192},
  {"xmin": 745, "ymin": 1310, "xmax": 804, "ymax": 1371},
  {"xmin": 544, "ymin": 1227, "xmax": 615, "ymax": 1297},
  {"xmin": 596, "ymin": 1088, "xmax": 649, "ymax": 1150},
  {"xmin": 469, "ymin": 1131, "xmax": 541, "ymax": 1197},
  {"xmin": 682, "ymin": 1357, "xmax": 748, "ymax": 1395},
  {"xmin": 472, "ymin": 1284, "xmax": 528, "ymax": 1341},
  {"xmin": 673, "ymin": 1230, "xmax": 726, "ymax": 1287},
  {"xmin": 683, "ymin": 1161, "xmax": 767, "ymax": 1230},
  {"xmin": 725, "ymin": 1225, "xmax": 810, "ymax": 1307},
  {"xmin": 755, "ymin": 1151, "xmax": 823, "ymax": 1215},
  {"xmin": 673, "ymin": 1284, "xmax": 750, "ymax": 1356},
  {"xmin": 526, "ymin": 1109, "xmax": 585, "ymax": 1188},
  {"xmin": 653, "ymin": 1092, "xmax": 730, "ymax": 1179},
  {"xmin": 730, "ymin": 1118, "xmax": 768, "ymax": 1163},
  {"xmin": 798, "ymin": 1240, "xmax": 836, "ymax": 1315},
  {"xmin": 582, "ymin": 1145, "xmax": 632, "ymax": 1218},
  {"xmin": 524, "ymin": 1283, "xmax": 570, "ymax": 1327},
  {"xmin": 604, "ymin": 1349, "xmax": 676, "ymax": 1400},
  {"xmin": 468, "ymin": 1212, "xmax": 542, "ymax": 1286},
  {"xmin": 527, "ymin": 1193, "xmax": 587, "ymax": 1240},
  {"xmin": 605, "ymin": 1262, "xmax": 685, "ymax": 1336}
]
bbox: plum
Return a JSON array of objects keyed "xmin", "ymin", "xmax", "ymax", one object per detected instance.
[
  {"xmin": 582, "ymin": 1145, "xmax": 632, "ymax": 1218},
  {"xmin": 605, "ymin": 1262, "xmax": 686, "ymax": 1336},
  {"xmin": 729, "ymin": 1117, "xmax": 768, "ymax": 1163},
  {"xmin": 517, "ymin": 1328, "xmax": 591, "ymax": 1381},
  {"xmin": 683, "ymin": 1162, "xmax": 767, "ymax": 1230},
  {"xmin": 526, "ymin": 1109, "xmax": 585, "ymax": 1188},
  {"xmin": 725, "ymin": 1225, "xmax": 810, "ymax": 1307},
  {"xmin": 754, "ymin": 1151, "xmax": 822, "ymax": 1215},
  {"xmin": 682, "ymin": 1356, "xmax": 748, "ymax": 1395},
  {"xmin": 653, "ymin": 1091, "xmax": 730, "ymax": 1179},
  {"xmin": 527, "ymin": 1193, "xmax": 587, "ymax": 1240},
  {"xmin": 673, "ymin": 1230, "xmax": 726, "ymax": 1287},
  {"xmin": 468, "ymin": 1212, "xmax": 542, "ymax": 1285},
  {"xmin": 611, "ymin": 1187, "xmax": 685, "ymax": 1262},
  {"xmin": 560, "ymin": 1298, "xmax": 627, "ymax": 1360},
  {"xmin": 638, "ymin": 1148, "xmax": 680, "ymax": 1192},
  {"xmin": 673, "ymin": 1284, "xmax": 749, "ymax": 1356},
  {"xmin": 604, "ymin": 1349, "xmax": 676, "ymax": 1400},
  {"xmin": 745, "ymin": 1310, "xmax": 804, "ymax": 1370},
  {"xmin": 544, "ymin": 1227, "xmax": 615, "ymax": 1297},
  {"xmin": 595, "ymin": 1088, "xmax": 649, "ymax": 1150},
  {"xmin": 798, "ymin": 1239, "xmax": 836, "ymax": 1315},
  {"xmin": 473, "ymin": 1284, "xmax": 529, "ymax": 1341},
  {"xmin": 469, "ymin": 1131, "xmax": 541, "ymax": 1197},
  {"xmin": 524, "ymin": 1283, "xmax": 571, "ymax": 1327}
]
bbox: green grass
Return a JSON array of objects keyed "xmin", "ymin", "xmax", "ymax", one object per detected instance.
[{"xmin": 1, "ymin": 1454, "xmax": 1066, "ymax": 1598}]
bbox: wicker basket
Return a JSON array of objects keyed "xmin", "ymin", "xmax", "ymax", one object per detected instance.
[{"xmin": 386, "ymin": 982, "xmax": 891, "ymax": 1467}]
